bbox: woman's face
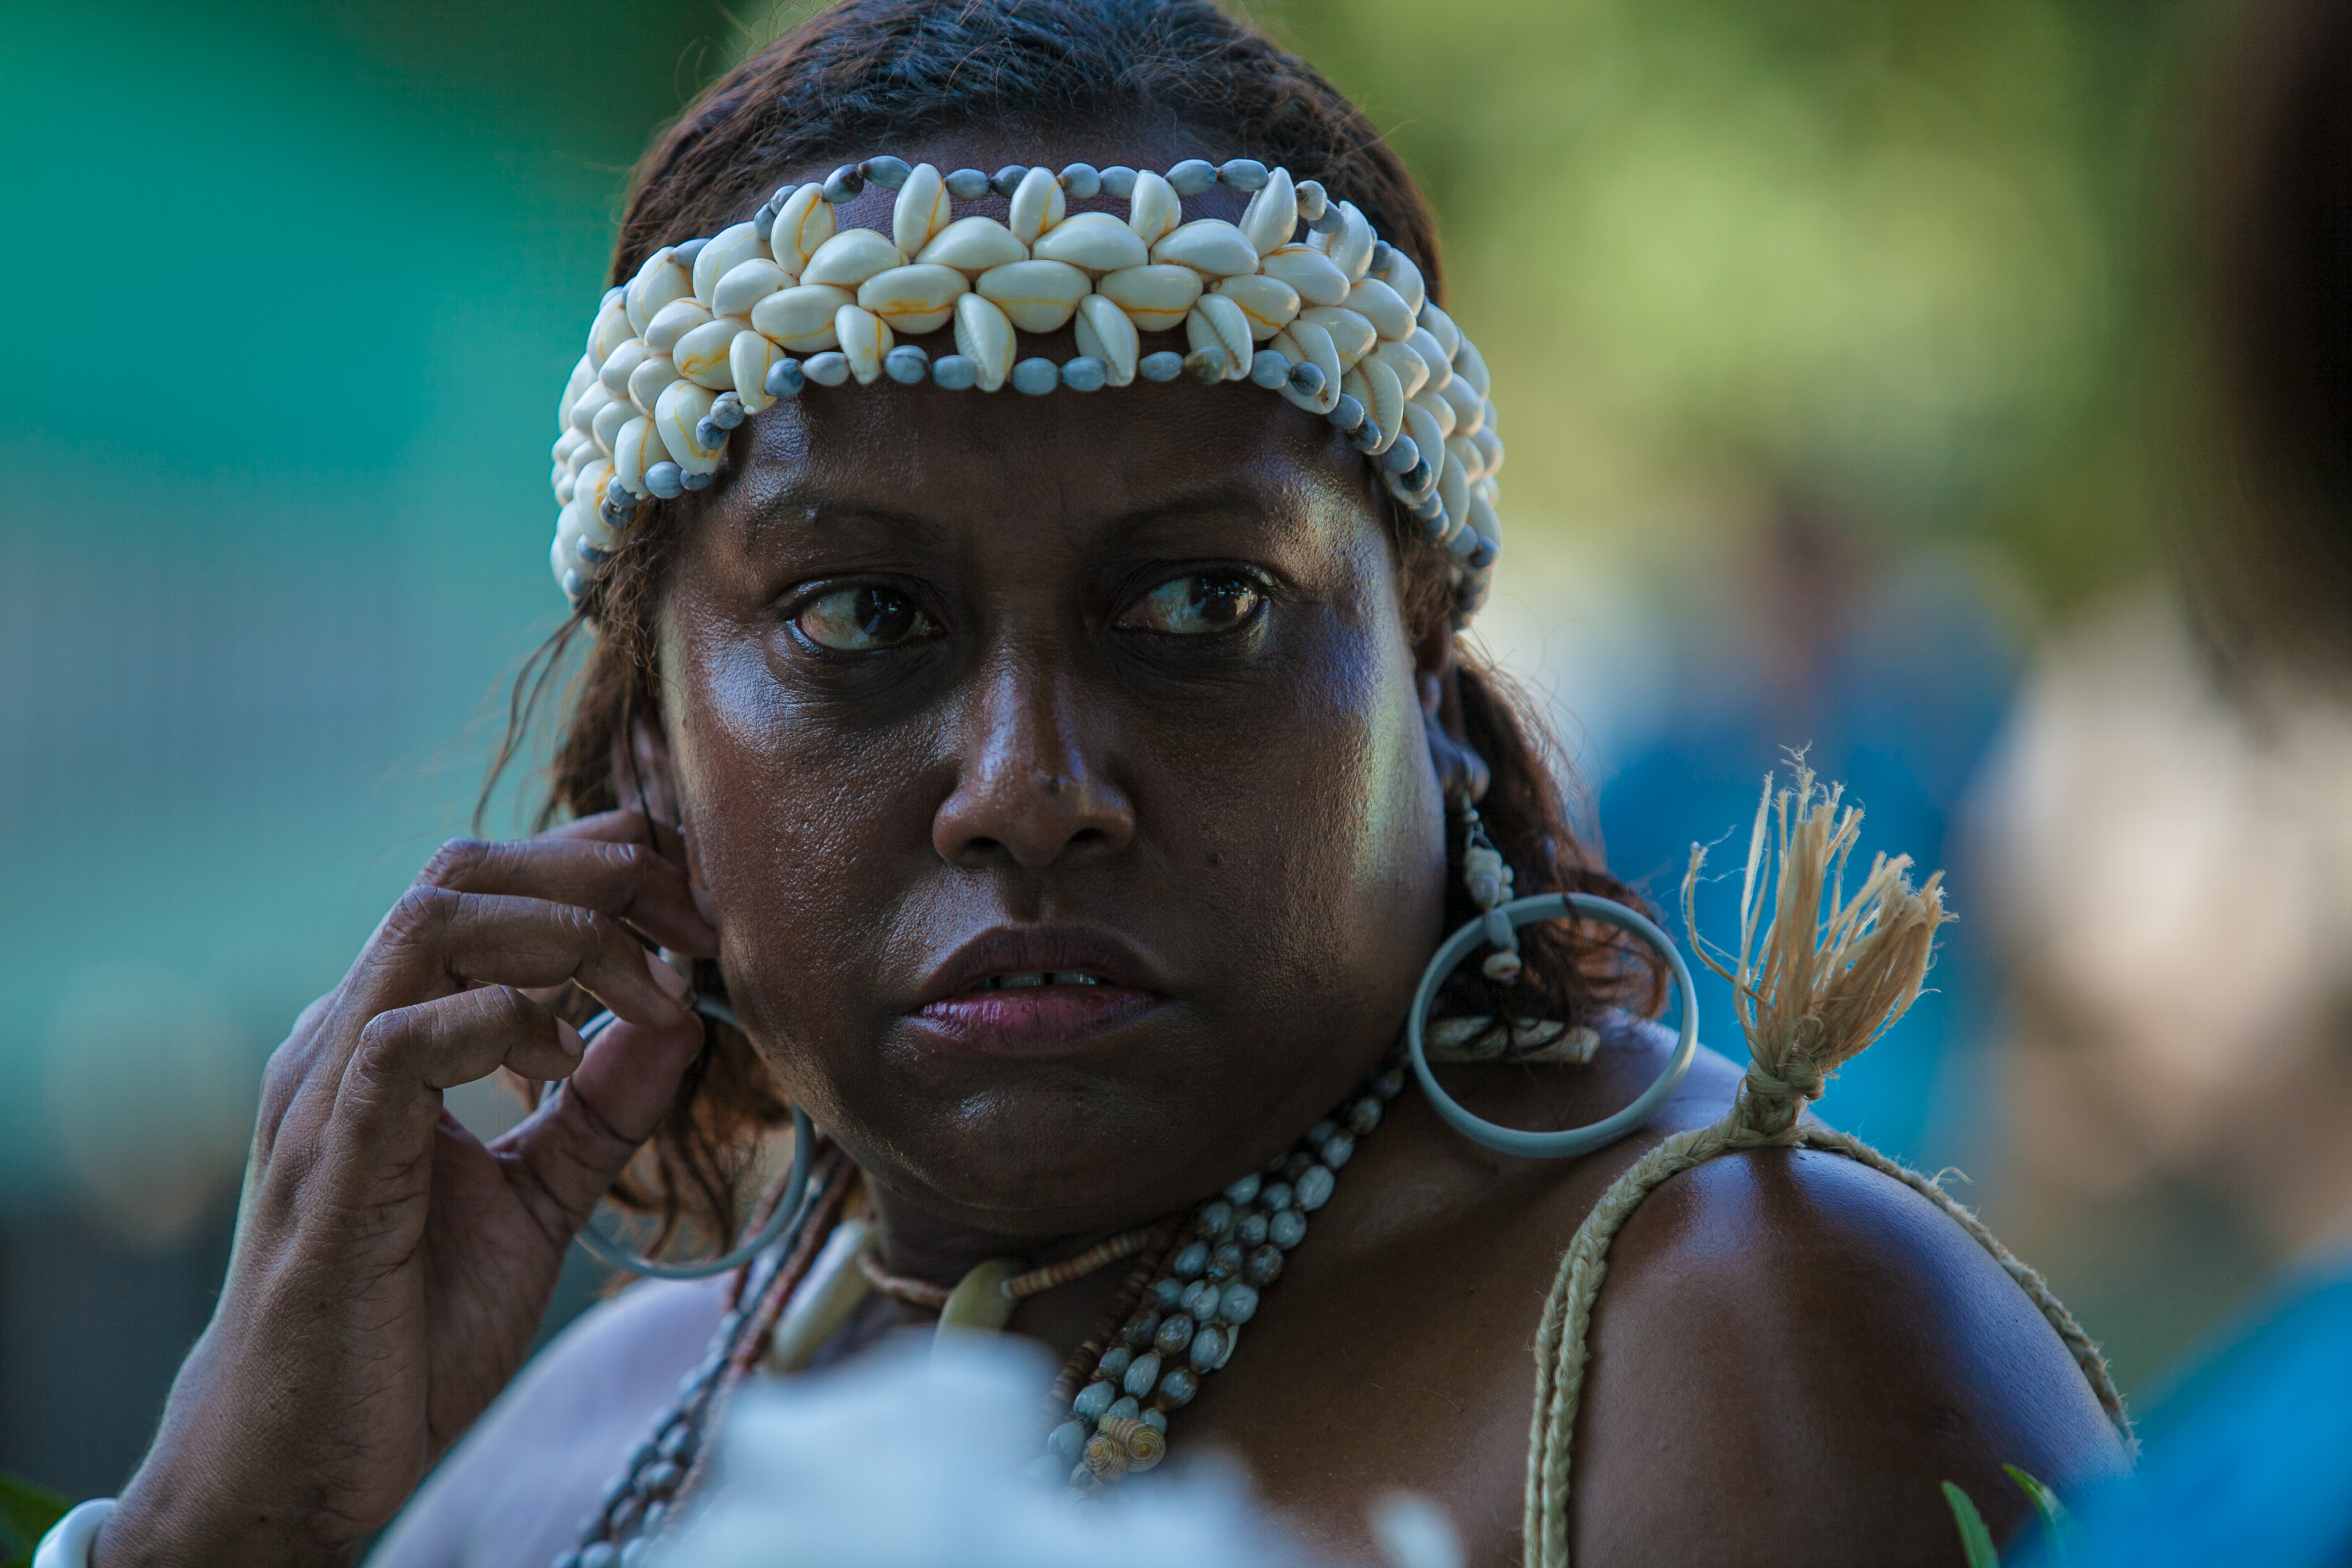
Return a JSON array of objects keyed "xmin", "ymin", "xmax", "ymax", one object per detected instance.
[{"xmin": 647, "ymin": 146, "xmax": 1452, "ymax": 1239}]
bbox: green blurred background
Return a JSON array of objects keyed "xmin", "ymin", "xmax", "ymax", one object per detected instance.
[{"xmin": 0, "ymin": 0, "xmax": 2271, "ymax": 1497}]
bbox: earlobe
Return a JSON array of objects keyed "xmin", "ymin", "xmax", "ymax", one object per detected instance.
[
  {"xmin": 613, "ymin": 710, "xmax": 712, "ymax": 916},
  {"xmin": 1417, "ymin": 649, "xmax": 1490, "ymax": 806}
]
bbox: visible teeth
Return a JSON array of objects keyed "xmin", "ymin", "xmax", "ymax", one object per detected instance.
[
  {"xmin": 1051, "ymin": 972, "xmax": 1101, "ymax": 986},
  {"xmin": 998, "ymin": 973, "xmax": 1046, "ymax": 989}
]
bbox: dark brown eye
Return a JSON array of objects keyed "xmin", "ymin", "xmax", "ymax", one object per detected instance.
[
  {"xmin": 795, "ymin": 585, "xmax": 938, "ymax": 651},
  {"xmin": 1118, "ymin": 572, "xmax": 1266, "ymax": 635}
]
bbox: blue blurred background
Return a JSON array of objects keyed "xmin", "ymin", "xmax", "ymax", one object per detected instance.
[{"xmin": 8, "ymin": 0, "xmax": 2334, "ymax": 1502}]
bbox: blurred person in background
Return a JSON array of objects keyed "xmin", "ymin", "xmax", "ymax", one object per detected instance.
[{"xmin": 20, "ymin": 3, "xmax": 2135, "ymax": 1567}]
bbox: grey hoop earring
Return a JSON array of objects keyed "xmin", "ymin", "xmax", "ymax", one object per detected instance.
[
  {"xmin": 1407, "ymin": 892, "xmax": 1700, "ymax": 1159},
  {"xmin": 563, "ymin": 994, "xmax": 818, "ymax": 1279}
]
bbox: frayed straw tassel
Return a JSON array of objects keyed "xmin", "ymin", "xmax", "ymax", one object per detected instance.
[{"xmin": 1519, "ymin": 764, "xmax": 2131, "ymax": 1568}]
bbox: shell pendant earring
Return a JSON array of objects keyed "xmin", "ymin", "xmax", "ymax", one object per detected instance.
[{"xmin": 1406, "ymin": 801, "xmax": 1703, "ymax": 1159}]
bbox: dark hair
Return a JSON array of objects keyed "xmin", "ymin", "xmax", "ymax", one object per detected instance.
[
  {"xmin": 506, "ymin": 0, "xmax": 1658, "ymax": 1259},
  {"xmin": 2198, "ymin": 0, "xmax": 2352, "ymax": 675}
]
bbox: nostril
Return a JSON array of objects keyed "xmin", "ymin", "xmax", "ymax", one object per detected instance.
[{"xmin": 1070, "ymin": 828, "xmax": 1106, "ymax": 846}]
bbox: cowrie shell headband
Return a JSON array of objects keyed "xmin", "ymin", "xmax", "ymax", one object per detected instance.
[{"xmin": 551, "ymin": 156, "xmax": 1506, "ymax": 623}]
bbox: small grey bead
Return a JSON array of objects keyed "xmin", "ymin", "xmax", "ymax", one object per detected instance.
[
  {"xmin": 1224, "ymin": 1172, "xmax": 1263, "ymax": 1205},
  {"xmin": 1284, "ymin": 1149, "xmax": 1317, "ymax": 1181},
  {"xmin": 752, "ymin": 205, "xmax": 777, "ymax": 232},
  {"xmin": 1100, "ymin": 165, "xmax": 1139, "ymax": 199},
  {"xmin": 1061, "ymin": 356, "xmax": 1106, "ymax": 392},
  {"xmin": 1287, "ymin": 359, "xmax": 1327, "ymax": 398},
  {"xmin": 641, "ymin": 1503, "xmax": 667, "ymax": 1538},
  {"xmin": 1187, "ymin": 1324, "xmax": 1227, "ymax": 1371},
  {"xmin": 1271, "ymin": 1208, "xmax": 1309, "ymax": 1249},
  {"xmin": 860, "ymin": 155, "xmax": 911, "ymax": 189},
  {"xmin": 1060, "ymin": 161, "xmax": 1101, "ymax": 198},
  {"xmin": 1349, "ymin": 421, "xmax": 1385, "ymax": 453},
  {"xmin": 1260, "ymin": 1181, "xmax": 1293, "ymax": 1211},
  {"xmin": 1120, "ymin": 1307, "xmax": 1164, "ymax": 1347},
  {"xmin": 643, "ymin": 1460, "xmax": 683, "ymax": 1496},
  {"xmin": 1417, "ymin": 493, "xmax": 1447, "ymax": 524},
  {"xmin": 771, "ymin": 185, "xmax": 796, "ymax": 208},
  {"xmin": 1183, "ymin": 345, "xmax": 1230, "ymax": 383},
  {"xmin": 1143, "ymin": 1408, "xmax": 1169, "ymax": 1432},
  {"xmin": 1205, "ymin": 1240, "xmax": 1245, "ymax": 1283},
  {"xmin": 1245, "ymin": 1242, "xmax": 1285, "ymax": 1285},
  {"xmin": 1096, "ymin": 1344, "xmax": 1132, "ymax": 1380},
  {"xmin": 694, "ymin": 417, "xmax": 722, "ymax": 448},
  {"xmin": 581, "ymin": 1546, "xmax": 621, "ymax": 1568},
  {"xmin": 1308, "ymin": 1120, "xmax": 1337, "ymax": 1145},
  {"xmin": 1218, "ymin": 158, "xmax": 1270, "ymax": 190},
  {"xmin": 601, "ymin": 1471, "xmax": 635, "ymax": 1506},
  {"xmin": 1371, "ymin": 240, "xmax": 1397, "ymax": 274},
  {"xmin": 1157, "ymin": 1365, "xmax": 1200, "ymax": 1408},
  {"xmin": 605, "ymin": 475, "xmax": 634, "ymax": 508},
  {"xmin": 657, "ymin": 1419, "xmax": 695, "ymax": 1459},
  {"xmin": 1296, "ymin": 1163, "xmax": 1337, "ymax": 1211},
  {"xmin": 1469, "ymin": 532, "xmax": 1501, "ymax": 571},
  {"xmin": 1171, "ymin": 1240, "xmax": 1209, "ymax": 1278},
  {"xmin": 1104, "ymin": 1394, "xmax": 1142, "ymax": 1424},
  {"xmin": 1154, "ymin": 1312, "xmax": 1196, "ymax": 1358},
  {"xmin": 1011, "ymin": 356, "xmax": 1058, "ymax": 395},
  {"xmin": 765, "ymin": 357, "xmax": 805, "ymax": 398},
  {"xmin": 930, "ymin": 353, "xmax": 978, "ymax": 390},
  {"xmin": 822, "ymin": 164, "xmax": 864, "ymax": 202},
  {"xmin": 1050, "ymin": 1419, "xmax": 1089, "ymax": 1464},
  {"xmin": 1220, "ymin": 1282, "xmax": 1260, "ymax": 1324},
  {"xmin": 620, "ymin": 1541, "xmax": 652, "ymax": 1568},
  {"xmin": 1313, "ymin": 206, "xmax": 1347, "ymax": 233},
  {"xmin": 680, "ymin": 467, "xmax": 713, "ymax": 491},
  {"xmin": 991, "ymin": 164, "xmax": 1029, "ymax": 197},
  {"xmin": 884, "ymin": 344, "xmax": 930, "ymax": 384},
  {"xmin": 1382, "ymin": 434, "xmax": 1421, "ymax": 474},
  {"xmin": 946, "ymin": 166, "xmax": 990, "ymax": 199},
  {"xmin": 1327, "ymin": 392, "xmax": 1366, "ymax": 431},
  {"xmin": 1249, "ymin": 349, "xmax": 1290, "ymax": 389},
  {"xmin": 709, "ymin": 393, "xmax": 744, "ymax": 429},
  {"xmin": 607, "ymin": 1496, "xmax": 643, "ymax": 1538},
  {"xmin": 1167, "ymin": 158, "xmax": 1217, "ymax": 195},
  {"xmin": 1237, "ymin": 1210, "xmax": 1270, "ymax": 1246},
  {"xmin": 1074, "ymin": 1380, "xmax": 1117, "ymax": 1420},
  {"xmin": 552, "ymin": 1553, "xmax": 584, "ymax": 1568},
  {"xmin": 1321, "ymin": 1130, "xmax": 1356, "ymax": 1169},
  {"xmin": 645, "ymin": 461, "xmax": 684, "ymax": 499},
  {"xmin": 1151, "ymin": 1276, "xmax": 1186, "ymax": 1309},
  {"xmin": 1347, "ymin": 1095, "xmax": 1383, "ymax": 1135},
  {"xmin": 671, "ymin": 237, "xmax": 708, "ymax": 269},
  {"xmin": 803, "ymin": 351, "xmax": 850, "ymax": 386},
  {"xmin": 1196, "ymin": 1200, "xmax": 1235, "ymax": 1238},
  {"xmin": 1122, "ymin": 1350, "xmax": 1162, "ymax": 1397},
  {"xmin": 1139, "ymin": 350, "xmax": 1184, "ymax": 382},
  {"xmin": 1373, "ymin": 1064, "xmax": 1407, "ymax": 1097},
  {"xmin": 576, "ymin": 541, "xmax": 612, "ymax": 568},
  {"xmin": 1181, "ymin": 1279, "xmax": 1220, "ymax": 1318},
  {"xmin": 1296, "ymin": 179, "xmax": 1329, "ymax": 221}
]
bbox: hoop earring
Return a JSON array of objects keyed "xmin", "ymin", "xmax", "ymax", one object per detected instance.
[
  {"xmin": 562, "ymin": 993, "xmax": 819, "ymax": 1279},
  {"xmin": 1409, "ymin": 829, "xmax": 1700, "ymax": 1157}
]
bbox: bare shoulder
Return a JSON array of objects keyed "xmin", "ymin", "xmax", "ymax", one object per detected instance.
[
  {"xmin": 1571, "ymin": 1137, "xmax": 2130, "ymax": 1567},
  {"xmin": 367, "ymin": 1277, "xmax": 724, "ymax": 1568}
]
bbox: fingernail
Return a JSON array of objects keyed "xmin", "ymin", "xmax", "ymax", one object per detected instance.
[
  {"xmin": 557, "ymin": 1019, "xmax": 585, "ymax": 1058},
  {"xmin": 646, "ymin": 948, "xmax": 692, "ymax": 1001}
]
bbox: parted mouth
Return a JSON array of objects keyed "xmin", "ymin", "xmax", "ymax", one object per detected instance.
[
  {"xmin": 913, "ymin": 926, "xmax": 1164, "ymax": 1009},
  {"xmin": 960, "ymin": 970, "xmax": 1109, "ymax": 992}
]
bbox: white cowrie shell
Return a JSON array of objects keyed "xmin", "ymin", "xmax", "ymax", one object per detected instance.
[
  {"xmin": 1371, "ymin": 246, "xmax": 1426, "ymax": 318},
  {"xmin": 1348, "ymin": 355, "xmax": 1404, "ymax": 450},
  {"xmin": 626, "ymin": 248, "xmax": 693, "ymax": 336},
  {"xmin": 1297, "ymin": 305, "xmax": 1376, "ymax": 367},
  {"xmin": 1446, "ymin": 433, "xmax": 1485, "ymax": 485},
  {"xmin": 1150, "ymin": 219, "xmax": 1259, "ymax": 278},
  {"xmin": 592, "ymin": 393, "xmax": 633, "ymax": 456},
  {"xmin": 1258, "ymin": 244, "xmax": 1350, "ymax": 309},
  {"xmin": 1469, "ymin": 482, "xmax": 1502, "ymax": 546},
  {"xmin": 857, "ymin": 263, "xmax": 969, "ymax": 334},
  {"xmin": 1074, "ymin": 294, "xmax": 1139, "ymax": 386},
  {"xmin": 676, "ymin": 316, "xmax": 749, "ymax": 390},
  {"xmin": 892, "ymin": 163, "xmax": 952, "ymax": 256},
  {"xmin": 554, "ymin": 464, "xmax": 574, "ymax": 504},
  {"xmin": 568, "ymin": 433, "xmax": 602, "ymax": 476},
  {"xmin": 560, "ymin": 352, "xmax": 596, "ymax": 427},
  {"xmin": 1029, "ymin": 212, "xmax": 1147, "ymax": 275},
  {"xmin": 1239, "ymin": 167, "xmax": 1297, "ymax": 256},
  {"xmin": 1185, "ymin": 295, "xmax": 1254, "ymax": 381},
  {"xmin": 554, "ymin": 425, "xmax": 588, "ymax": 467},
  {"xmin": 1273, "ymin": 319, "xmax": 1341, "ymax": 413},
  {"xmin": 645, "ymin": 298, "xmax": 714, "ymax": 355},
  {"xmin": 750, "ymin": 283, "xmax": 855, "ymax": 351},
  {"xmin": 1403, "ymin": 400, "xmax": 1446, "ymax": 479},
  {"xmin": 1008, "ymin": 165, "xmax": 1067, "ymax": 244},
  {"xmin": 917, "ymin": 216, "xmax": 1028, "ymax": 274},
  {"xmin": 1472, "ymin": 423, "xmax": 1503, "ymax": 478},
  {"xmin": 712, "ymin": 258, "xmax": 789, "ymax": 318},
  {"xmin": 628, "ymin": 351, "xmax": 680, "ymax": 414},
  {"xmin": 800, "ymin": 229, "xmax": 907, "ymax": 289},
  {"xmin": 654, "ymin": 379, "xmax": 722, "ymax": 473},
  {"xmin": 1418, "ymin": 301, "xmax": 1463, "ymax": 361},
  {"xmin": 1346, "ymin": 278, "xmax": 1416, "ymax": 343},
  {"xmin": 1410, "ymin": 383, "xmax": 1457, "ymax": 439},
  {"xmin": 599, "ymin": 337, "xmax": 651, "ymax": 397},
  {"xmin": 732, "ymin": 331, "xmax": 782, "ymax": 414},
  {"xmin": 694, "ymin": 222, "xmax": 772, "ymax": 304},
  {"xmin": 769, "ymin": 183, "xmax": 833, "ymax": 280},
  {"xmin": 1452, "ymin": 336, "xmax": 1491, "ymax": 398},
  {"xmin": 614, "ymin": 415, "xmax": 655, "ymax": 496},
  {"xmin": 975, "ymin": 259, "xmax": 1090, "ymax": 333},
  {"xmin": 953, "ymin": 293, "xmax": 1015, "ymax": 391},
  {"xmin": 1439, "ymin": 375, "xmax": 1483, "ymax": 437},
  {"xmin": 1438, "ymin": 454, "xmax": 1470, "ymax": 539},
  {"xmin": 1408, "ymin": 327, "xmax": 1452, "ymax": 393},
  {"xmin": 835, "ymin": 303, "xmax": 892, "ymax": 385},
  {"xmin": 1331, "ymin": 202, "xmax": 1377, "ymax": 280},
  {"xmin": 1370, "ymin": 339, "xmax": 1431, "ymax": 401},
  {"xmin": 1097, "ymin": 264, "xmax": 1202, "ymax": 333},
  {"xmin": 569, "ymin": 379, "xmax": 613, "ymax": 438},
  {"xmin": 1210, "ymin": 273, "xmax": 1300, "ymax": 340},
  {"xmin": 1127, "ymin": 169, "xmax": 1181, "ymax": 246},
  {"xmin": 589, "ymin": 298, "xmax": 633, "ymax": 368}
]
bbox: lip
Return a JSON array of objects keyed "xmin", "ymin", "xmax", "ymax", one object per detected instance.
[{"xmin": 907, "ymin": 925, "xmax": 1171, "ymax": 1058}]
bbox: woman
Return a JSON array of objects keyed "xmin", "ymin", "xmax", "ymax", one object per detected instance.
[{"xmin": 57, "ymin": 3, "xmax": 2128, "ymax": 1565}]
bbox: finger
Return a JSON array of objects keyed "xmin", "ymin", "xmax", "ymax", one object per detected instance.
[
  {"xmin": 373, "ymin": 888, "xmax": 694, "ymax": 1025},
  {"xmin": 548, "ymin": 809, "xmax": 716, "ymax": 928},
  {"xmin": 416, "ymin": 834, "xmax": 717, "ymax": 957},
  {"xmin": 498, "ymin": 1012, "xmax": 709, "ymax": 1227},
  {"xmin": 361, "ymin": 986, "xmax": 587, "ymax": 1093}
]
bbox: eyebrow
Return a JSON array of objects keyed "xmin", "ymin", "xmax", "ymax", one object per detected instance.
[{"xmin": 738, "ymin": 476, "xmax": 1298, "ymax": 552}]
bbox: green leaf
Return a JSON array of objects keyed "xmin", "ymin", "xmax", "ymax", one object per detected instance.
[
  {"xmin": 1943, "ymin": 1480, "xmax": 2001, "ymax": 1568},
  {"xmin": 2005, "ymin": 1465, "xmax": 2073, "ymax": 1567},
  {"xmin": 0, "ymin": 1469, "xmax": 68, "ymax": 1567}
]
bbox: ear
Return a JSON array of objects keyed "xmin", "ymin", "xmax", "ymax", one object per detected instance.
[
  {"xmin": 1414, "ymin": 613, "xmax": 1490, "ymax": 806},
  {"xmin": 611, "ymin": 704, "xmax": 704, "ymax": 883}
]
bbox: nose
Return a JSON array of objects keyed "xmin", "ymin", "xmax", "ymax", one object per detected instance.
[{"xmin": 931, "ymin": 652, "xmax": 1135, "ymax": 869}]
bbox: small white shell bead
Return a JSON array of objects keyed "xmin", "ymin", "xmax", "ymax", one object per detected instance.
[{"xmin": 551, "ymin": 154, "xmax": 1507, "ymax": 628}]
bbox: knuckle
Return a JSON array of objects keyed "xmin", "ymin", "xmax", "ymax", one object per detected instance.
[
  {"xmin": 420, "ymin": 836, "xmax": 493, "ymax": 887},
  {"xmin": 384, "ymin": 883, "xmax": 461, "ymax": 944}
]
